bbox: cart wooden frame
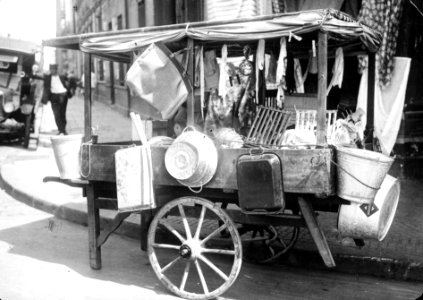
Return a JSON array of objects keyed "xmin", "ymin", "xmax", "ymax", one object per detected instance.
[{"xmin": 43, "ymin": 9, "xmax": 381, "ymax": 299}]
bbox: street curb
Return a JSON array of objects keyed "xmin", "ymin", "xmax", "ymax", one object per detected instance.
[
  {"xmin": 284, "ymin": 249, "xmax": 423, "ymax": 282},
  {"xmin": 1, "ymin": 161, "xmax": 422, "ymax": 282},
  {"xmin": 0, "ymin": 165, "xmax": 140, "ymax": 241}
]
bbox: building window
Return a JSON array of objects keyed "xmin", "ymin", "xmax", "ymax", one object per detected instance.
[
  {"xmin": 98, "ymin": 60, "xmax": 104, "ymax": 81},
  {"xmin": 138, "ymin": 0, "xmax": 146, "ymax": 27},
  {"xmin": 96, "ymin": 14, "xmax": 102, "ymax": 32},
  {"xmin": 117, "ymin": 14, "xmax": 123, "ymax": 30}
]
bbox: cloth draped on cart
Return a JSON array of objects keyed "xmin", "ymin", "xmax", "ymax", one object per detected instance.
[{"xmin": 356, "ymin": 56, "xmax": 411, "ymax": 155}]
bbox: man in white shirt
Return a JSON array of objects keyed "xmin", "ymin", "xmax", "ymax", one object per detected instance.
[{"xmin": 42, "ymin": 64, "xmax": 70, "ymax": 135}]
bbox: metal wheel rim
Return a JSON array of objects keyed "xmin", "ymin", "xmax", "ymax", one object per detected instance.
[{"xmin": 148, "ymin": 196, "xmax": 243, "ymax": 300}]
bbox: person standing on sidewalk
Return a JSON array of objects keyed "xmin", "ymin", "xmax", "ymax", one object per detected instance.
[{"xmin": 42, "ymin": 64, "xmax": 71, "ymax": 135}]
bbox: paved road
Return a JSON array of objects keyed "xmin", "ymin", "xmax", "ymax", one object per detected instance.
[{"xmin": 0, "ymin": 146, "xmax": 421, "ymax": 300}]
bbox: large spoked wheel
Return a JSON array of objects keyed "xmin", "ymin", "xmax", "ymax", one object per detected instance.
[{"xmin": 148, "ymin": 197, "xmax": 243, "ymax": 300}]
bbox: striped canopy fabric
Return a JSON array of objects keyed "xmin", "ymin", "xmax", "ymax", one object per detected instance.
[{"xmin": 44, "ymin": 9, "xmax": 382, "ymax": 62}]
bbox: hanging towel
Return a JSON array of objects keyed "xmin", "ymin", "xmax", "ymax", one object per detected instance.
[
  {"xmin": 327, "ymin": 47, "xmax": 344, "ymax": 95},
  {"xmin": 356, "ymin": 56, "xmax": 411, "ymax": 155}
]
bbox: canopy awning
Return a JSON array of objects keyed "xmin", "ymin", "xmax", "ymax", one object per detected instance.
[
  {"xmin": 44, "ymin": 9, "xmax": 382, "ymax": 62},
  {"xmin": 0, "ymin": 37, "xmax": 40, "ymax": 55},
  {"xmin": 0, "ymin": 54, "xmax": 18, "ymax": 63}
]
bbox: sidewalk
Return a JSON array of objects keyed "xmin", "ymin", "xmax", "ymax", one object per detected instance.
[{"xmin": 1, "ymin": 95, "xmax": 422, "ymax": 282}]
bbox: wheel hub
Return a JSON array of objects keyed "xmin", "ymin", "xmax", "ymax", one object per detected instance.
[
  {"xmin": 180, "ymin": 239, "xmax": 202, "ymax": 260},
  {"xmin": 179, "ymin": 244, "xmax": 192, "ymax": 259}
]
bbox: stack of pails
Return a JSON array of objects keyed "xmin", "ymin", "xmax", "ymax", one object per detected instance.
[
  {"xmin": 165, "ymin": 128, "xmax": 218, "ymax": 189},
  {"xmin": 336, "ymin": 147, "xmax": 399, "ymax": 241}
]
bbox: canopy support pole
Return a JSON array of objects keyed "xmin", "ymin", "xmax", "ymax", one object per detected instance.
[
  {"xmin": 187, "ymin": 38, "xmax": 195, "ymax": 126},
  {"xmin": 366, "ymin": 52, "xmax": 376, "ymax": 149},
  {"xmin": 84, "ymin": 53, "xmax": 92, "ymax": 142},
  {"xmin": 316, "ymin": 31, "xmax": 328, "ymax": 145}
]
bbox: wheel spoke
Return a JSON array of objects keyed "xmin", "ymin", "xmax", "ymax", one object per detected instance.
[
  {"xmin": 159, "ymin": 219, "xmax": 186, "ymax": 243},
  {"xmin": 268, "ymin": 245, "xmax": 276, "ymax": 257},
  {"xmin": 194, "ymin": 205, "xmax": 206, "ymax": 240},
  {"xmin": 161, "ymin": 255, "xmax": 182, "ymax": 273},
  {"xmin": 152, "ymin": 243, "xmax": 180, "ymax": 250},
  {"xmin": 195, "ymin": 260, "xmax": 209, "ymax": 294},
  {"xmin": 179, "ymin": 261, "xmax": 191, "ymax": 291},
  {"xmin": 178, "ymin": 204, "xmax": 192, "ymax": 240},
  {"xmin": 202, "ymin": 248, "xmax": 235, "ymax": 255},
  {"xmin": 199, "ymin": 254, "xmax": 229, "ymax": 281},
  {"xmin": 278, "ymin": 237, "xmax": 287, "ymax": 248},
  {"xmin": 201, "ymin": 223, "xmax": 227, "ymax": 245}
]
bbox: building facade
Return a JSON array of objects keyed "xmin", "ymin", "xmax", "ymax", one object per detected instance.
[{"xmin": 56, "ymin": 0, "xmax": 205, "ymax": 114}]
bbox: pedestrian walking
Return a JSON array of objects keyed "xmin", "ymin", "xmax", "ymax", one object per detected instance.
[
  {"xmin": 30, "ymin": 64, "xmax": 44, "ymax": 136},
  {"xmin": 42, "ymin": 63, "xmax": 71, "ymax": 135}
]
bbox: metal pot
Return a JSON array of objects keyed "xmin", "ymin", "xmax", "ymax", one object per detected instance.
[{"xmin": 165, "ymin": 127, "xmax": 218, "ymax": 188}]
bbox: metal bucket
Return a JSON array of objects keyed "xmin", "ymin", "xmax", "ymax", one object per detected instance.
[
  {"xmin": 338, "ymin": 175, "xmax": 400, "ymax": 241},
  {"xmin": 51, "ymin": 134, "xmax": 83, "ymax": 179},
  {"xmin": 165, "ymin": 128, "xmax": 218, "ymax": 188},
  {"xmin": 336, "ymin": 147, "xmax": 394, "ymax": 204}
]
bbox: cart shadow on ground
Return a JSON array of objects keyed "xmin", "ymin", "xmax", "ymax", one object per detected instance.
[{"xmin": 0, "ymin": 214, "xmax": 421, "ymax": 300}]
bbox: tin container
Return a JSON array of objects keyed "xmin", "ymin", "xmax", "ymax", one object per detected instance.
[{"xmin": 236, "ymin": 152, "xmax": 285, "ymax": 213}]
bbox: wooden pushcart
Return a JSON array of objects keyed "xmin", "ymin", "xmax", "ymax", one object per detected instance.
[{"xmin": 43, "ymin": 9, "xmax": 381, "ymax": 300}]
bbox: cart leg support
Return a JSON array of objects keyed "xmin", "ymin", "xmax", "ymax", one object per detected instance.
[
  {"xmin": 140, "ymin": 210, "xmax": 154, "ymax": 251},
  {"xmin": 86, "ymin": 185, "xmax": 101, "ymax": 270},
  {"xmin": 297, "ymin": 196, "xmax": 336, "ymax": 268}
]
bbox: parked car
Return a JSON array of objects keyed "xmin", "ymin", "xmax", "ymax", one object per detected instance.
[{"xmin": 0, "ymin": 37, "xmax": 42, "ymax": 147}]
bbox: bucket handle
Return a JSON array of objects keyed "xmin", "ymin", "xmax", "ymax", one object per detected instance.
[
  {"xmin": 330, "ymin": 158, "xmax": 379, "ymax": 191},
  {"xmin": 188, "ymin": 184, "xmax": 203, "ymax": 194},
  {"xmin": 248, "ymin": 147, "xmax": 264, "ymax": 157},
  {"xmin": 182, "ymin": 125, "xmax": 196, "ymax": 133},
  {"xmin": 79, "ymin": 141, "xmax": 92, "ymax": 178}
]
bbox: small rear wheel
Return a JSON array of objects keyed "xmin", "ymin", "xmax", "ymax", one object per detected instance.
[
  {"xmin": 240, "ymin": 224, "xmax": 299, "ymax": 264},
  {"xmin": 148, "ymin": 196, "xmax": 242, "ymax": 300}
]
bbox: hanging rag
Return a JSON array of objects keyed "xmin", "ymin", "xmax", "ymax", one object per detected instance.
[
  {"xmin": 356, "ymin": 56, "xmax": 411, "ymax": 155},
  {"xmin": 218, "ymin": 44, "xmax": 228, "ymax": 98},
  {"xmin": 293, "ymin": 58, "xmax": 305, "ymax": 93},
  {"xmin": 255, "ymin": 39, "xmax": 266, "ymax": 104},
  {"xmin": 265, "ymin": 52, "xmax": 278, "ymax": 90},
  {"xmin": 194, "ymin": 46, "xmax": 202, "ymax": 88},
  {"xmin": 276, "ymin": 37, "xmax": 287, "ymax": 108},
  {"xmin": 327, "ymin": 47, "xmax": 344, "ymax": 96},
  {"xmin": 204, "ymin": 50, "xmax": 220, "ymax": 91}
]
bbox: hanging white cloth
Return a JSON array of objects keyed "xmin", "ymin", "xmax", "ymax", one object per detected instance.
[
  {"xmin": 356, "ymin": 56, "xmax": 411, "ymax": 155},
  {"xmin": 327, "ymin": 47, "xmax": 344, "ymax": 95},
  {"xmin": 255, "ymin": 39, "xmax": 265, "ymax": 103},
  {"xmin": 276, "ymin": 37, "xmax": 287, "ymax": 108},
  {"xmin": 218, "ymin": 44, "xmax": 228, "ymax": 98}
]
